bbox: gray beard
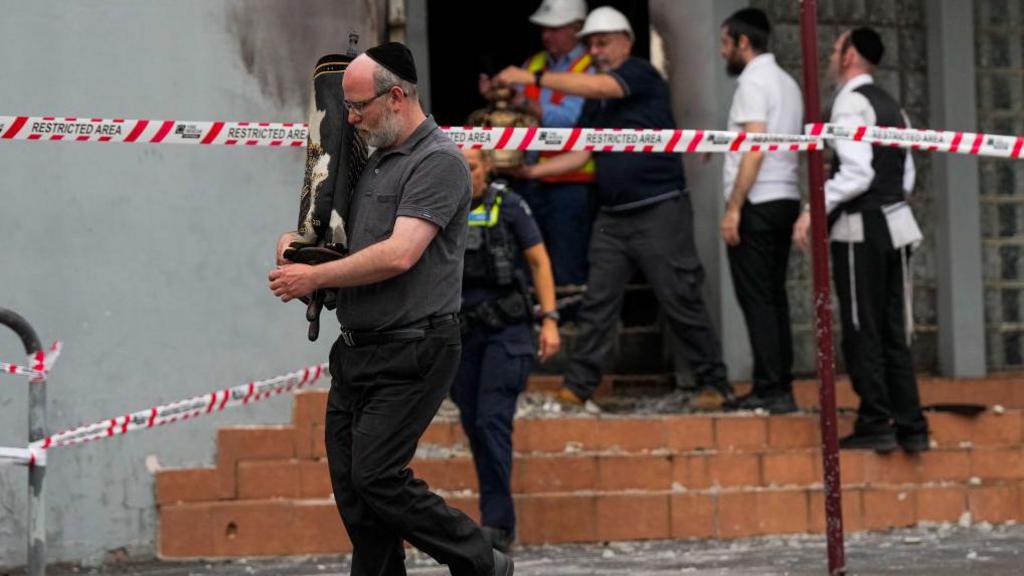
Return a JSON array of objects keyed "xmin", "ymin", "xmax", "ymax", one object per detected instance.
[{"xmin": 363, "ymin": 108, "xmax": 403, "ymax": 149}]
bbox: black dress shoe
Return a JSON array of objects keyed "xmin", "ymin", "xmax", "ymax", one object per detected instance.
[
  {"xmin": 839, "ymin": 431, "xmax": 899, "ymax": 454},
  {"xmin": 493, "ymin": 549, "xmax": 514, "ymax": 576},
  {"xmin": 726, "ymin": 391, "xmax": 798, "ymax": 414},
  {"xmin": 898, "ymin": 433, "xmax": 931, "ymax": 453}
]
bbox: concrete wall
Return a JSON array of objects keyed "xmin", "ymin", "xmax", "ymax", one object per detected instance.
[
  {"xmin": 650, "ymin": 0, "xmax": 753, "ymax": 383},
  {"xmin": 0, "ymin": 0, "xmax": 378, "ymax": 566}
]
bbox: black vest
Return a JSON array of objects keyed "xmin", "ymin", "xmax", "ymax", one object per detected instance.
[{"xmin": 830, "ymin": 83, "xmax": 908, "ymax": 215}]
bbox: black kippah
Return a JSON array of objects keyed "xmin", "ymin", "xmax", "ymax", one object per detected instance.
[
  {"xmin": 365, "ymin": 42, "xmax": 418, "ymax": 84},
  {"xmin": 850, "ymin": 27, "xmax": 884, "ymax": 66},
  {"xmin": 729, "ymin": 8, "xmax": 771, "ymax": 35}
]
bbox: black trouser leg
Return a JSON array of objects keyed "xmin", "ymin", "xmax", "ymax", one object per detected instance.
[
  {"xmin": 880, "ymin": 243, "xmax": 928, "ymax": 437},
  {"xmin": 325, "ymin": 325, "xmax": 492, "ymax": 576},
  {"xmin": 727, "ymin": 200, "xmax": 799, "ymax": 395},
  {"xmin": 832, "ymin": 210, "xmax": 926, "ymax": 437},
  {"xmin": 631, "ymin": 197, "xmax": 728, "ymax": 389},
  {"xmin": 451, "ymin": 330, "xmax": 531, "ymax": 534},
  {"xmin": 565, "ymin": 211, "xmax": 637, "ymax": 400}
]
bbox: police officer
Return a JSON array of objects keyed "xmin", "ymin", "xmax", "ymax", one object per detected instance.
[
  {"xmin": 270, "ymin": 43, "xmax": 514, "ymax": 575},
  {"xmin": 793, "ymin": 28, "xmax": 929, "ymax": 454},
  {"xmin": 453, "ymin": 147, "xmax": 560, "ymax": 553}
]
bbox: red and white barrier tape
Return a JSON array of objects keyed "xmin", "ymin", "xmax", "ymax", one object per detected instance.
[
  {"xmin": 0, "ymin": 116, "xmax": 308, "ymax": 147},
  {"xmin": 0, "ymin": 447, "xmax": 40, "ymax": 467},
  {"xmin": 1, "ymin": 342, "xmax": 62, "ymax": 382},
  {"xmin": 810, "ymin": 123, "xmax": 1024, "ymax": 159},
  {"xmin": 9, "ymin": 114, "xmax": 1024, "ymax": 159},
  {"xmin": 0, "ymin": 362, "xmax": 328, "ymax": 467},
  {"xmin": 0, "ymin": 114, "xmax": 824, "ymax": 152},
  {"xmin": 440, "ymin": 126, "xmax": 823, "ymax": 153}
]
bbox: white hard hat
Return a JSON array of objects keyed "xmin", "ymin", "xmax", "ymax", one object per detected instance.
[
  {"xmin": 529, "ymin": 0, "xmax": 588, "ymax": 28},
  {"xmin": 577, "ymin": 6, "xmax": 634, "ymax": 40}
]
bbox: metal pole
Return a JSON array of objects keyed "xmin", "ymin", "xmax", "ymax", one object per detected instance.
[
  {"xmin": 0, "ymin": 308, "xmax": 46, "ymax": 576},
  {"xmin": 797, "ymin": 2, "xmax": 846, "ymax": 574}
]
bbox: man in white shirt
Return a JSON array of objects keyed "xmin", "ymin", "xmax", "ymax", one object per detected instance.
[
  {"xmin": 793, "ymin": 28, "xmax": 929, "ymax": 454},
  {"xmin": 719, "ymin": 8, "xmax": 803, "ymax": 413}
]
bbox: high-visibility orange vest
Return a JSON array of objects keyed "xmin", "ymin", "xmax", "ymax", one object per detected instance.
[{"xmin": 524, "ymin": 51, "xmax": 596, "ymax": 184}]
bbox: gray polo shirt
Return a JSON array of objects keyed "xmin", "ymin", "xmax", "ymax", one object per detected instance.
[{"xmin": 334, "ymin": 117, "xmax": 471, "ymax": 332}]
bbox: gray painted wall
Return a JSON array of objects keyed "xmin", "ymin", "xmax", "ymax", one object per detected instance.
[
  {"xmin": 651, "ymin": 0, "xmax": 753, "ymax": 382},
  {"xmin": 0, "ymin": 0, "xmax": 377, "ymax": 566}
]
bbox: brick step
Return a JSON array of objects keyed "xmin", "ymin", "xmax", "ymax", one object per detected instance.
[
  {"xmin": 194, "ymin": 410, "xmax": 1020, "ymax": 500},
  {"xmin": 527, "ymin": 373, "xmax": 1024, "ymax": 409},
  {"xmin": 157, "ymin": 480, "xmax": 1024, "ymax": 558},
  {"xmin": 290, "ymin": 374, "xmax": 1024, "ymax": 433},
  {"xmin": 415, "ymin": 412, "xmax": 1024, "ymax": 454},
  {"xmin": 292, "ymin": 404, "xmax": 1020, "ymax": 458},
  {"xmin": 158, "ymin": 444, "xmax": 1024, "ymax": 504}
]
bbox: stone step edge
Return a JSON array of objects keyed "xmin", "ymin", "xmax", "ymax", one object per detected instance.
[
  {"xmin": 159, "ymin": 479, "xmax": 1024, "ymax": 508},
  {"xmin": 158, "ymin": 445, "xmax": 1024, "ymax": 505},
  {"xmin": 157, "ymin": 480, "xmax": 1024, "ymax": 558}
]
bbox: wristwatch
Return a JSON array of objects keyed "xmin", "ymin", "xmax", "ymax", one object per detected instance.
[
  {"xmin": 541, "ymin": 309, "xmax": 560, "ymax": 322},
  {"xmin": 534, "ymin": 70, "xmax": 545, "ymax": 87}
]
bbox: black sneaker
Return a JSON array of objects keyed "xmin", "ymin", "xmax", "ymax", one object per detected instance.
[
  {"xmin": 726, "ymin": 391, "xmax": 798, "ymax": 414},
  {"xmin": 839, "ymin": 431, "xmax": 899, "ymax": 454},
  {"xmin": 493, "ymin": 549, "xmax": 514, "ymax": 576},
  {"xmin": 898, "ymin": 433, "xmax": 930, "ymax": 454},
  {"xmin": 482, "ymin": 526, "xmax": 514, "ymax": 553}
]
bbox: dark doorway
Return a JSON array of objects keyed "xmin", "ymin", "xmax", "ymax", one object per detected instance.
[{"xmin": 425, "ymin": 0, "xmax": 650, "ymax": 127}]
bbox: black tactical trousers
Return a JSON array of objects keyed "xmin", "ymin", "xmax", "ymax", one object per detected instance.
[{"xmin": 565, "ymin": 195, "xmax": 728, "ymax": 400}]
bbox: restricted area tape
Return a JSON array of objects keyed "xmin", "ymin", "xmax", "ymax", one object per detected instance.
[
  {"xmin": 1, "ymin": 342, "xmax": 62, "ymax": 382},
  {"xmin": 809, "ymin": 123, "xmax": 1024, "ymax": 159},
  {"xmin": 11, "ymin": 113, "xmax": 1024, "ymax": 159},
  {"xmin": 441, "ymin": 126, "xmax": 823, "ymax": 153},
  {"xmin": 0, "ymin": 114, "xmax": 822, "ymax": 152},
  {"xmin": 0, "ymin": 447, "xmax": 41, "ymax": 467},
  {"xmin": 0, "ymin": 116, "xmax": 308, "ymax": 147},
  {"xmin": 0, "ymin": 362, "xmax": 328, "ymax": 468},
  {"xmin": 28, "ymin": 362, "xmax": 329, "ymax": 456}
]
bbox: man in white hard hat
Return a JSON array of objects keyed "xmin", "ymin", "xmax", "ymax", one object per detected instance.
[
  {"xmin": 480, "ymin": 0, "xmax": 596, "ymax": 309},
  {"xmin": 495, "ymin": 7, "xmax": 735, "ymax": 411}
]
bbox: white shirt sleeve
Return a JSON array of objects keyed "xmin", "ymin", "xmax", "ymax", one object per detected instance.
[
  {"xmin": 730, "ymin": 79, "xmax": 769, "ymax": 125},
  {"xmin": 901, "ymin": 111, "xmax": 916, "ymax": 195},
  {"xmin": 824, "ymin": 91, "xmax": 876, "ymax": 214}
]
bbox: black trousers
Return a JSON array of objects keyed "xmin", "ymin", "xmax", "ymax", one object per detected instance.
[
  {"xmin": 325, "ymin": 322, "xmax": 492, "ymax": 576},
  {"xmin": 565, "ymin": 196, "xmax": 728, "ymax": 400},
  {"xmin": 831, "ymin": 209, "xmax": 928, "ymax": 438},
  {"xmin": 727, "ymin": 199, "xmax": 800, "ymax": 396}
]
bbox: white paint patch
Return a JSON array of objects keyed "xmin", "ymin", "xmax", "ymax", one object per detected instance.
[{"xmin": 328, "ymin": 209, "xmax": 347, "ymax": 247}]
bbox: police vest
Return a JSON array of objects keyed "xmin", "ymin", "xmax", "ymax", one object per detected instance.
[
  {"xmin": 464, "ymin": 183, "xmax": 519, "ymax": 290},
  {"xmin": 831, "ymin": 83, "xmax": 908, "ymax": 216},
  {"xmin": 524, "ymin": 50, "xmax": 596, "ymax": 184}
]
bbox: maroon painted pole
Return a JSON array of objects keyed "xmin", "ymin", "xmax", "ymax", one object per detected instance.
[{"xmin": 798, "ymin": 1, "xmax": 846, "ymax": 574}]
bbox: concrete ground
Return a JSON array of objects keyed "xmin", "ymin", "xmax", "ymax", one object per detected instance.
[{"xmin": 10, "ymin": 522, "xmax": 1024, "ymax": 576}]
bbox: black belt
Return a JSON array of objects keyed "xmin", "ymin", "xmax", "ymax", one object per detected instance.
[{"xmin": 339, "ymin": 313, "xmax": 459, "ymax": 347}]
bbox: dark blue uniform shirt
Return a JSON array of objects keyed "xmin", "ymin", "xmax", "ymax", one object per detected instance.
[{"xmin": 579, "ymin": 57, "xmax": 687, "ymax": 211}]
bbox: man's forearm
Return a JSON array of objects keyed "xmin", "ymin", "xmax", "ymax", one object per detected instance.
[
  {"xmin": 312, "ymin": 238, "xmax": 410, "ymax": 289},
  {"xmin": 540, "ymin": 71, "xmax": 624, "ymax": 99}
]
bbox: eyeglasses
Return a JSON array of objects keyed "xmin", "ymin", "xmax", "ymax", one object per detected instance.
[{"xmin": 344, "ymin": 85, "xmax": 400, "ymax": 117}]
